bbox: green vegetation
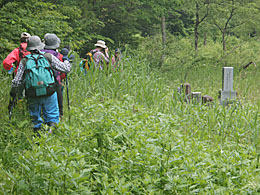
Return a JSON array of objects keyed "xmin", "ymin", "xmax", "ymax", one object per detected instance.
[
  {"xmin": 1, "ymin": 35, "xmax": 260, "ymax": 193},
  {"xmin": 2, "ymin": 0, "xmax": 260, "ymax": 193}
]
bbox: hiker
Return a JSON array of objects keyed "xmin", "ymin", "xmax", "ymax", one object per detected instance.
[
  {"xmin": 3, "ymin": 32, "xmax": 31, "ymax": 74},
  {"xmin": 111, "ymin": 48, "xmax": 123, "ymax": 71},
  {"xmin": 63, "ymin": 44, "xmax": 75, "ymax": 61},
  {"xmin": 10, "ymin": 35, "xmax": 71, "ymax": 134},
  {"xmin": 42, "ymin": 33, "xmax": 65, "ymax": 119},
  {"xmin": 90, "ymin": 40, "xmax": 110, "ymax": 70},
  {"xmin": 61, "ymin": 47, "xmax": 75, "ymax": 63}
]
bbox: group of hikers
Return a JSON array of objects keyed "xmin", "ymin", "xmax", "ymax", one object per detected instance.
[{"xmin": 3, "ymin": 32, "xmax": 122, "ymax": 136}]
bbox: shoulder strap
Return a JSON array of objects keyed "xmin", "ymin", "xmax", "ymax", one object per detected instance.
[
  {"xmin": 19, "ymin": 46, "xmax": 23, "ymax": 59},
  {"xmin": 30, "ymin": 54, "xmax": 42, "ymax": 69},
  {"xmin": 19, "ymin": 45, "xmax": 29, "ymax": 59},
  {"xmin": 43, "ymin": 52, "xmax": 52, "ymax": 66}
]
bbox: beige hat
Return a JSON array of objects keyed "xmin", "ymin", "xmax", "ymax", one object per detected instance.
[
  {"xmin": 94, "ymin": 40, "xmax": 107, "ymax": 48},
  {"xmin": 20, "ymin": 32, "xmax": 31, "ymax": 39}
]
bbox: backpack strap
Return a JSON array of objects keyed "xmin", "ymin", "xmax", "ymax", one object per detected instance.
[
  {"xmin": 30, "ymin": 54, "xmax": 42, "ymax": 69},
  {"xmin": 43, "ymin": 52, "xmax": 59, "ymax": 84},
  {"xmin": 23, "ymin": 54, "xmax": 43, "ymax": 80},
  {"xmin": 19, "ymin": 46, "xmax": 23, "ymax": 60}
]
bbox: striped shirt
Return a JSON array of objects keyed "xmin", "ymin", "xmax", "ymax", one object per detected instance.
[{"xmin": 91, "ymin": 49, "xmax": 109, "ymax": 70}]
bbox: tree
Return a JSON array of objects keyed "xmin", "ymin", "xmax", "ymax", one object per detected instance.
[
  {"xmin": 209, "ymin": 0, "xmax": 260, "ymax": 52},
  {"xmin": 181, "ymin": 0, "xmax": 210, "ymax": 52},
  {"xmin": 136, "ymin": 0, "xmax": 183, "ymax": 67}
]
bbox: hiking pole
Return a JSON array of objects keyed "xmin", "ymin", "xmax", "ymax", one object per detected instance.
[
  {"xmin": 8, "ymin": 94, "xmax": 17, "ymax": 122},
  {"xmin": 65, "ymin": 73, "xmax": 70, "ymax": 120}
]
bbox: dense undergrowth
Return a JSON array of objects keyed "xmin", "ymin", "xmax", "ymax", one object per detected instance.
[{"xmin": 1, "ymin": 36, "xmax": 260, "ymax": 194}]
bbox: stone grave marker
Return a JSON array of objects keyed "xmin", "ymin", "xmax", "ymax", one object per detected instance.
[
  {"xmin": 192, "ymin": 92, "xmax": 201, "ymax": 104},
  {"xmin": 220, "ymin": 67, "xmax": 236, "ymax": 105},
  {"xmin": 177, "ymin": 83, "xmax": 191, "ymax": 103}
]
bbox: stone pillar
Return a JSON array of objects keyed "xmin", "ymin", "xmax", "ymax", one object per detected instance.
[
  {"xmin": 192, "ymin": 92, "xmax": 201, "ymax": 104},
  {"xmin": 183, "ymin": 83, "xmax": 191, "ymax": 103},
  {"xmin": 202, "ymin": 95, "xmax": 214, "ymax": 105},
  {"xmin": 220, "ymin": 67, "xmax": 236, "ymax": 105}
]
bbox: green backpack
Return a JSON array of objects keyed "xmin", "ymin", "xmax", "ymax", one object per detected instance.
[{"xmin": 24, "ymin": 52, "xmax": 56, "ymax": 98}]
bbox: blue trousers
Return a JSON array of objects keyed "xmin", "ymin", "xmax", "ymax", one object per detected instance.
[{"xmin": 27, "ymin": 92, "xmax": 59, "ymax": 128}]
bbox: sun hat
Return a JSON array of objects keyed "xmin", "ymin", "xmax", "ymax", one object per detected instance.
[
  {"xmin": 44, "ymin": 33, "xmax": 60, "ymax": 49},
  {"xmin": 26, "ymin": 36, "xmax": 45, "ymax": 51},
  {"xmin": 94, "ymin": 40, "xmax": 107, "ymax": 49},
  {"xmin": 20, "ymin": 32, "xmax": 31, "ymax": 39}
]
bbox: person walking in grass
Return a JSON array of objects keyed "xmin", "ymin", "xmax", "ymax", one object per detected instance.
[
  {"xmin": 4, "ymin": 32, "xmax": 31, "ymax": 99},
  {"xmin": 111, "ymin": 48, "xmax": 123, "ymax": 72},
  {"xmin": 10, "ymin": 35, "xmax": 71, "ymax": 135},
  {"xmin": 42, "ymin": 33, "xmax": 66, "ymax": 119},
  {"xmin": 91, "ymin": 40, "xmax": 110, "ymax": 70},
  {"xmin": 3, "ymin": 32, "xmax": 31, "ymax": 74}
]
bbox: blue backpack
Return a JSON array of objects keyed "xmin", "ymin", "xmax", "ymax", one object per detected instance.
[{"xmin": 24, "ymin": 52, "xmax": 56, "ymax": 98}]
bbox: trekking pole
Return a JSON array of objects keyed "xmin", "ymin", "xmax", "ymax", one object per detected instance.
[
  {"xmin": 65, "ymin": 73, "xmax": 70, "ymax": 120},
  {"xmin": 8, "ymin": 95, "xmax": 17, "ymax": 122}
]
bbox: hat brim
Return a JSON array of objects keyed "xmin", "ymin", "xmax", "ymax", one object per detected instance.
[
  {"xmin": 95, "ymin": 43, "xmax": 107, "ymax": 48},
  {"xmin": 27, "ymin": 43, "xmax": 45, "ymax": 51},
  {"xmin": 44, "ymin": 42, "xmax": 60, "ymax": 49}
]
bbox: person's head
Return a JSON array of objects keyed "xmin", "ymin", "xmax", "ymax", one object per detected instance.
[
  {"xmin": 64, "ymin": 45, "xmax": 71, "ymax": 51},
  {"xmin": 94, "ymin": 40, "xmax": 107, "ymax": 51},
  {"xmin": 26, "ymin": 36, "xmax": 45, "ymax": 52},
  {"xmin": 114, "ymin": 48, "xmax": 121, "ymax": 59},
  {"xmin": 60, "ymin": 48, "xmax": 69, "ymax": 56},
  {"xmin": 20, "ymin": 32, "xmax": 31, "ymax": 43},
  {"xmin": 43, "ymin": 33, "xmax": 60, "ymax": 50},
  {"xmin": 115, "ymin": 48, "xmax": 121, "ymax": 55}
]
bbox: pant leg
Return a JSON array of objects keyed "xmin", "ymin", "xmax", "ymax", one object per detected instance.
[
  {"xmin": 56, "ymin": 84, "xmax": 63, "ymax": 117},
  {"xmin": 27, "ymin": 100, "xmax": 43, "ymax": 128},
  {"xmin": 18, "ymin": 84, "xmax": 25, "ymax": 100},
  {"xmin": 41, "ymin": 92, "xmax": 60, "ymax": 125}
]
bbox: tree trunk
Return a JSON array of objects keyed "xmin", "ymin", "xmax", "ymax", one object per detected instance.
[
  {"xmin": 160, "ymin": 16, "xmax": 166, "ymax": 68},
  {"xmin": 222, "ymin": 30, "xmax": 226, "ymax": 52},
  {"xmin": 194, "ymin": 27, "xmax": 198, "ymax": 52},
  {"xmin": 204, "ymin": 32, "xmax": 206, "ymax": 46},
  {"xmin": 161, "ymin": 16, "xmax": 166, "ymax": 47},
  {"xmin": 194, "ymin": 3, "xmax": 199, "ymax": 52}
]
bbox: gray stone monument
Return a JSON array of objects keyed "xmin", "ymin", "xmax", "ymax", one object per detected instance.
[
  {"xmin": 220, "ymin": 67, "xmax": 236, "ymax": 105},
  {"xmin": 192, "ymin": 92, "xmax": 201, "ymax": 104}
]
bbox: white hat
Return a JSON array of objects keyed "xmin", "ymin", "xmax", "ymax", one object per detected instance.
[
  {"xmin": 20, "ymin": 32, "xmax": 31, "ymax": 39},
  {"xmin": 94, "ymin": 40, "xmax": 107, "ymax": 48}
]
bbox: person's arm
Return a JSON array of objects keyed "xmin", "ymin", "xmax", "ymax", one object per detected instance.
[
  {"xmin": 3, "ymin": 48, "xmax": 19, "ymax": 71},
  {"xmin": 46, "ymin": 53, "xmax": 71, "ymax": 73},
  {"xmin": 101, "ymin": 51, "xmax": 110, "ymax": 64},
  {"xmin": 105, "ymin": 47, "xmax": 109, "ymax": 59},
  {"xmin": 111, "ymin": 56, "xmax": 116, "ymax": 65},
  {"xmin": 11, "ymin": 59, "xmax": 26, "ymax": 88}
]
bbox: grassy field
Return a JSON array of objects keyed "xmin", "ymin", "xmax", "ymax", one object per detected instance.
[{"xmin": 1, "ymin": 37, "xmax": 260, "ymax": 194}]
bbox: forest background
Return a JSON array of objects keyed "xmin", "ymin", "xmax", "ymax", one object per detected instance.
[{"xmin": 2, "ymin": 0, "xmax": 260, "ymax": 194}]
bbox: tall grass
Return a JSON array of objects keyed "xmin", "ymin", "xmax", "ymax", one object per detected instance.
[{"xmin": 1, "ymin": 36, "xmax": 260, "ymax": 193}]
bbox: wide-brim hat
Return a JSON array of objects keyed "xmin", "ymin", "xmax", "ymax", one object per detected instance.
[
  {"xmin": 20, "ymin": 32, "xmax": 31, "ymax": 39},
  {"xmin": 44, "ymin": 33, "xmax": 60, "ymax": 49},
  {"xmin": 26, "ymin": 36, "xmax": 45, "ymax": 51},
  {"xmin": 94, "ymin": 40, "xmax": 107, "ymax": 48}
]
